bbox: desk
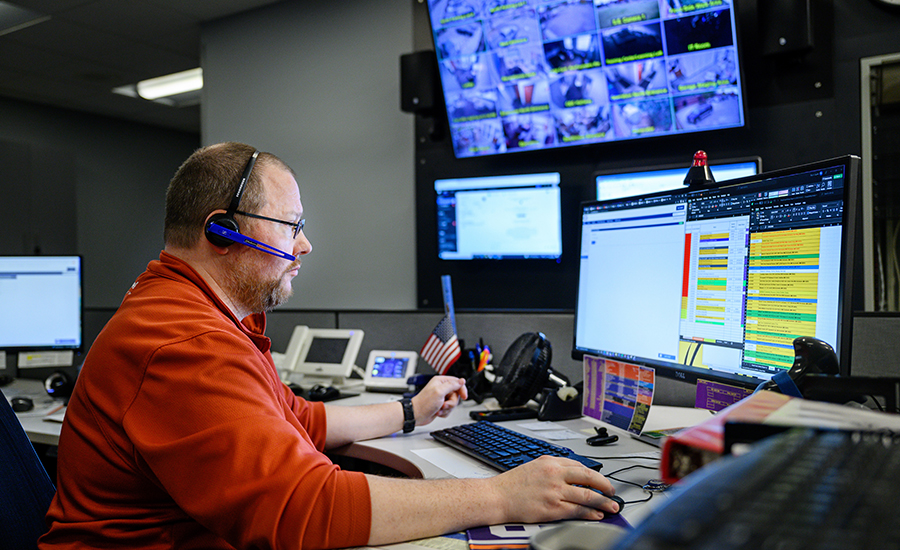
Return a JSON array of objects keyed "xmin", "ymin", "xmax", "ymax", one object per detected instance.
[
  {"xmin": 9, "ymin": 377, "xmax": 707, "ymax": 526},
  {"xmin": 5, "ymin": 378, "xmax": 65, "ymax": 447}
]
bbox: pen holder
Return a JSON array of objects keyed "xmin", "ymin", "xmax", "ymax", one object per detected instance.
[{"xmin": 446, "ymin": 342, "xmax": 477, "ymax": 380}]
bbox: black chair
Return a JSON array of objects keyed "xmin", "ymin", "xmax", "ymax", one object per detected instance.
[{"xmin": 0, "ymin": 388, "xmax": 56, "ymax": 550}]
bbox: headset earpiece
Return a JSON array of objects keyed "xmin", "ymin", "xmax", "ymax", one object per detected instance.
[{"xmin": 205, "ymin": 213, "xmax": 240, "ymax": 247}]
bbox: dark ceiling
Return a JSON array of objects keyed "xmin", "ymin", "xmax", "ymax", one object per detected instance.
[{"xmin": 0, "ymin": 0, "xmax": 286, "ymax": 134}]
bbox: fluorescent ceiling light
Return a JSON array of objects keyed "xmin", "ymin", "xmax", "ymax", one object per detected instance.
[
  {"xmin": 135, "ymin": 68, "xmax": 203, "ymax": 100},
  {"xmin": 0, "ymin": 1, "xmax": 50, "ymax": 37}
]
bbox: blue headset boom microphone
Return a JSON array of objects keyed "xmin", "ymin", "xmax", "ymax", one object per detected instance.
[{"xmin": 204, "ymin": 150, "xmax": 297, "ymax": 261}]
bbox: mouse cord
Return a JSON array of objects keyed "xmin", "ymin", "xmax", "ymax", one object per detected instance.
[{"xmin": 604, "ymin": 464, "xmax": 658, "ymax": 505}]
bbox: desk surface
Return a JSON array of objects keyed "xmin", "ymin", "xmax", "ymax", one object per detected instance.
[{"xmin": 7, "ymin": 378, "xmax": 711, "ymax": 526}]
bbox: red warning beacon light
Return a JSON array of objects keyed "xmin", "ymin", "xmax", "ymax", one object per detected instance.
[{"xmin": 683, "ymin": 150, "xmax": 716, "ymax": 187}]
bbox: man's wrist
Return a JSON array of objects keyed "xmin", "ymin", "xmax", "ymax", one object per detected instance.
[{"xmin": 400, "ymin": 397, "xmax": 415, "ymax": 433}]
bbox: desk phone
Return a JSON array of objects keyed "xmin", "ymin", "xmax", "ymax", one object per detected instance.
[{"xmin": 363, "ymin": 350, "xmax": 417, "ymax": 392}]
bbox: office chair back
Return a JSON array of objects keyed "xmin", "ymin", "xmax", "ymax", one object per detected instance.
[{"xmin": 0, "ymin": 388, "xmax": 56, "ymax": 550}]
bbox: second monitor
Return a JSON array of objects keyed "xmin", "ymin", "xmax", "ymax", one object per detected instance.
[{"xmin": 435, "ymin": 171, "xmax": 562, "ymax": 260}]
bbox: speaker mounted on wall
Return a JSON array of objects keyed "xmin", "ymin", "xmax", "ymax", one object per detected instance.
[
  {"xmin": 400, "ymin": 50, "xmax": 440, "ymax": 114},
  {"xmin": 758, "ymin": 0, "xmax": 814, "ymax": 56}
]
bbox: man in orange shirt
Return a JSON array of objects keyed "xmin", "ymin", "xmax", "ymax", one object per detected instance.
[{"xmin": 40, "ymin": 142, "xmax": 618, "ymax": 549}]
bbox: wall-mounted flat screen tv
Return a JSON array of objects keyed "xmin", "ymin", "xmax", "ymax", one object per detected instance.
[{"xmin": 425, "ymin": 0, "xmax": 746, "ymax": 159}]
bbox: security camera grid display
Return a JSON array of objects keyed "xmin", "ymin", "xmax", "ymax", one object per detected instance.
[{"xmin": 427, "ymin": 0, "xmax": 744, "ymax": 158}]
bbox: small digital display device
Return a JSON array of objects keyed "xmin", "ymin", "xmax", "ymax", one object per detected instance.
[
  {"xmin": 281, "ymin": 327, "xmax": 364, "ymax": 386},
  {"xmin": 364, "ymin": 350, "xmax": 418, "ymax": 393}
]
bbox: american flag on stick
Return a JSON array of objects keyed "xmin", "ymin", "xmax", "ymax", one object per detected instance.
[{"xmin": 419, "ymin": 314, "xmax": 461, "ymax": 375}]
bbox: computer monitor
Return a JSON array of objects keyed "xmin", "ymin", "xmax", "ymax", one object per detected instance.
[
  {"xmin": 0, "ymin": 255, "xmax": 83, "ymax": 353},
  {"xmin": 573, "ymin": 156, "xmax": 860, "ymax": 391},
  {"xmin": 435, "ymin": 171, "xmax": 562, "ymax": 260},
  {"xmin": 595, "ymin": 157, "xmax": 761, "ymax": 201},
  {"xmin": 424, "ymin": 0, "xmax": 747, "ymax": 158}
]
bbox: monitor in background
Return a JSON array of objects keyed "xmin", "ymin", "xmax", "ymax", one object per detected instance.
[
  {"xmin": 0, "ymin": 256, "xmax": 83, "ymax": 354},
  {"xmin": 436, "ymin": 171, "xmax": 562, "ymax": 260},
  {"xmin": 595, "ymin": 157, "xmax": 761, "ymax": 201},
  {"xmin": 425, "ymin": 0, "xmax": 746, "ymax": 158},
  {"xmin": 573, "ymin": 156, "xmax": 860, "ymax": 393}
]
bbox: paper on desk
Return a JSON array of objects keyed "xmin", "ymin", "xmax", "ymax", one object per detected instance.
[
  {"xmin": 517, "ymin": 422, "xmax": 582, "ymax": 441},
  {"xmin": 349, "ymin": 532, "xmax": 467, "ymax": 550},
  {"xmin": 410, "ymin": 448, "xmax": 497, "ymax": 479},
  {"xmin": 44, "ymin": 406, "xmax": 66, "ymax": 423}
]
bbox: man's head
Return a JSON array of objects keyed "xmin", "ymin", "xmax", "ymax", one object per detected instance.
[{"xmin": 164, "ymin": 142, "xmax": 311, "ymax": 315}]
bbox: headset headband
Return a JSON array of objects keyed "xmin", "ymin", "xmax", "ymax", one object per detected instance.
[{"xmin": 225, "ymin": 150, "xmax": 260, "ymax": 215}]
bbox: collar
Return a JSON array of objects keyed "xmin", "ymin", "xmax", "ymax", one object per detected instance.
[{"xmin": 147, "ymin": 251, "xmax": 271, "ymax": 353}]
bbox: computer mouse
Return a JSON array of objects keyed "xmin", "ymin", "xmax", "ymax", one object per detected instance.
[
  {"xmin": 591, "ymin": 488, "xmax": 624, "ymax": 515},
  {"xmin": 308, "ymin": 385, "xmax": 341, "ymax": 402},
  {"xmin": 10, "ymin": 396, "xmax": 34, "ymax": 412}
]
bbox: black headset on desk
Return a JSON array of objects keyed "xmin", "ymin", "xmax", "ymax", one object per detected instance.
[{"xmin": 204, "ymin": 150, "xmax": 296, "ymax": 261}]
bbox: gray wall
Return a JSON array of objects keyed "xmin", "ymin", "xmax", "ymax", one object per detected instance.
[
  {"xmin": 0, "ymin": 97, "xmax": 198, "ymax": 308},
  {"xmin": 201, "ymin": 0, "xmax": 417, "ymax": 310}
]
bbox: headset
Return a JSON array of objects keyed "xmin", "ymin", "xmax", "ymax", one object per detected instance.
[{"xmin": 204, "ymin": 150, "xmax": 296, "ymax": 261}]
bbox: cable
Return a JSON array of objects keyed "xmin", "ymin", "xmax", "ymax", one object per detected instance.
[
  {"xmin": 605, "ymin": 464, "xmax": 659, "ymax": 504},
  {"xmin": 682, "ymin": 342, "xmax": 694, "ymax": 365},
  {"xmin": 606, "ymin": 464, "xmax": 657, "ymax": 478},
  {"xmin": 688, "ymin": 342, "xmax": 702, "ymax": 366},
  {"xmin": 587, "ymin": 455, "xmax": 661, "ymax": 461}
]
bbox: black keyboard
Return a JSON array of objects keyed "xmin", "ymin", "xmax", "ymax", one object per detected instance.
[
  {"xmin": 612, "ymin": 427, "xmax": 900, "ymax": 550},
  {"xmin": 430, "ymin": 421, "xmax": 602, "ymax": 472}
]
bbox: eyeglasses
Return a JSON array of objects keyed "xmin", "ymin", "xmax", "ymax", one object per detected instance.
[{"xmin": 235, "ymin": 210, "xmax": 305, "ymax": 239}]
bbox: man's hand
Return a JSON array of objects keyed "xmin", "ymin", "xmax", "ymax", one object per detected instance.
[
  {"xmin": 366, "ymin": 456, "xmax": 619, "ymax": 546},
  {"xmin": 411, "ymin": 376, "xmax": 467, "ymax": 426},
  {"xmin": 489, "ymin": 456, "xmax": 620, "ymax": 522}
]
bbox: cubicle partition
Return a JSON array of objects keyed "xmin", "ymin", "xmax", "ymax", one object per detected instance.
[{"xmin": 73, "ymin": 308, "xmax": 900, "ymax": 407}]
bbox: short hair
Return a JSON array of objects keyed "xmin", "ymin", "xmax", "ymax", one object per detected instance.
[{"xmin": 164, "ymin": 142, "xmax": 293, "ymax": 248}]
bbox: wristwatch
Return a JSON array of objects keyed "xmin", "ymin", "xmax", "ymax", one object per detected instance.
[{"xmin": 400, "ymin": 397, "xmax": 416, "ymax": 433}]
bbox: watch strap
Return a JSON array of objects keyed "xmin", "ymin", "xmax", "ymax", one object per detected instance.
[{"xmin": 400, "ymin": 397, "xmax": 415, "ymax": 433}]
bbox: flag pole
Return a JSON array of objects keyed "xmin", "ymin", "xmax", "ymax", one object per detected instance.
[{"xmin": 440, "ymin": 274, "xmax": 456, "ymax": 334}]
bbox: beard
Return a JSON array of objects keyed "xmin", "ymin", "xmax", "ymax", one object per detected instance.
[{"xmin": 222, "ymin": 254, "xmax": 299, "ymax": 314}]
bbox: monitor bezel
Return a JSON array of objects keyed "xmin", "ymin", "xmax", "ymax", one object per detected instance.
[
  {"xmin": 572, "ymin": 155, "xmax": 860, "ymax": 390},
  {"xmin": 0, "ymin": 254, "xmax": 85, "ymax": 354}
]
